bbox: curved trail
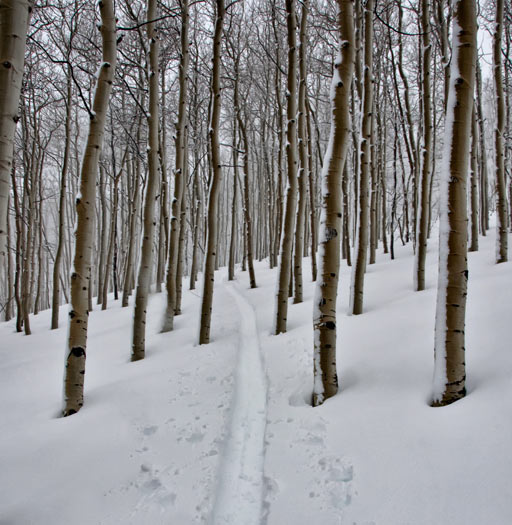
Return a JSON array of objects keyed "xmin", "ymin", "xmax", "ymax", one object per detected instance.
[{"xmin": 210, "ymin": 282, "xmax": 268, "ymax": 525}]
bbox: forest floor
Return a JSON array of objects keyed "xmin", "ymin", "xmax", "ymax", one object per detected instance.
[{"xmin": 1, "ymin": 227, "xmax": 512, "ymax": 525}]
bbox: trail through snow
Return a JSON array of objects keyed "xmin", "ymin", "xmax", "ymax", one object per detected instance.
[{"xmin": 210, "ymin": 282, "xmax": 268, "ymax": 525}]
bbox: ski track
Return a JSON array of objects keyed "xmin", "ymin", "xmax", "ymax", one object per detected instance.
[{"xmin": 210, "ymin": 282, "xmax": 268, "ymax": 525}]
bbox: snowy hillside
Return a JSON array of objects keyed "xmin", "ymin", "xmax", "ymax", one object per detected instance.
[{"xmin": 1, "ymin": 230, "xmax": 511, "ymax": 525}]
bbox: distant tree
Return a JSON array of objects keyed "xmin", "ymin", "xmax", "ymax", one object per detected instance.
[
  {"xmin": 414, "ymin": 0, "xmax": 433, "ymax": 291},
  {"xmin": 162, "ymin": 0, "xmax": 189, "ymax": 333},
  {"xmin": 493, "ymin": 0, "xmax": 508, "ymax": 263}
]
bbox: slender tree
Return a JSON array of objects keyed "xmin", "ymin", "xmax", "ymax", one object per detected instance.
[
  {"xmin": 131, "ymin": 0, "xmax": 160, "ymax": 361},
  {"xmin": 162, "ymin": 0, "xmax": 189, "ymax": 332},
  {"xmin": 63, "ymin": 0, "xmax": 117, "ymax": 416},
  {"xmin": 432, "ymin": 0, "xmax": 476, "ymax": 407},
  {"xmin": 493, "ymin": 0, "xmax": 508, "ymax": 263},
  {"xmin": 313, "ymin": 0, "xmax": 355, "ymax": 407},
  {"xmin": 414, "ymin": 0, "xmax": 432, "ymax": 291},
  {"xmin": 275, "ymin": 0, "xmax": 298, "ymax": 334},
  {"xmin": 0, "ymin": 0, "xmax": 32, "ymax": 259},
  {"xmin": 293, "ymin": 0, "xmax": 308, "ymax": 304},
  {"xmin": 349, "ymin": 0, "xmax": 373, "ymax": 315},
  {"xmin": 198, "ymin": 0, "xmax": 224, "ymax": 344}
]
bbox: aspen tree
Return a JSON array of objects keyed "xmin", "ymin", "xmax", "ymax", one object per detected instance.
[
  {"xmin": 0, "ymin": 0, "xmax": 32, "ymax": 260},
  {"xmin": 131, "ymin": 0, "xmax": 160, "ymax": 361},
  {"xmin": 122, "ymin": 123, "xmax": 142, "ymax": 307},
  {"xmin": 63, "ymin": 0, "xmax": 116, "ymax": 416},
  {"xmin": 162, "ymin": 0, "xmax": 189, "ymax": 332},
  {"xmin": 475, "ymin": 62, "xmax": 489, "ymax": 234},
  {"xmin": 101, "ymin": 152, "xmax": 126, "ymax": 311},
  {"xmin": 156, "ymin": 68, "xmax": 170, "ymax": 294},
  {"xmin": 231, "ymin": 48, "xmax": 257, "ymax": 289},
  {"xmin": 493, "ymin": 0, "xmax": 508, "ymax": 263},
  {"xmin": 469, "ymin": 108, "xmax": 479, "ymax": 252},
  {"xmin": 414, "ymin": 0, "xmax": 433, "ymax": 291},
  {"xmin": 349, "ymin": 0, "xmax": 373, "ymax": 316},
  {"xmin": 175, "ymin": 154, "xmax": 187, "ymax": 315},
  {"xmin": 306, "ymin": 97, "xmax": 318, "ymax": 279},
  {"xmin": 432, "ymin": 0, "xmax": 476, "ymax": 407},
  {"xmin": 199, "ymin": 0, "xmax": 224, "ymax": 345},
  {"xmin": 275, "ymin": 0, "xmax": 298, "ymax": 334},
  {"xmin": 228, "ymin": 114, "xmax": 238, "ymax": 282},
  {"xmin": 293, "ymin": 0, "xmax": 308, "ymax": 304},
  {"xmin": 313, "ymin": 0, "xmax": 354, "ymax": 407},
  {"xmin": 51, "ymin": 71, "xmax": 72, "ymax": 329}
]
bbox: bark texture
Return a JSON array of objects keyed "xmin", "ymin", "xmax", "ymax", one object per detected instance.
[
  {"xmin": 0, "ymin": 0, "xmax": 32, "ymax": 258},
  {"xmin": 349, "ymin": 0, "xmax": 373, "ymax": 315},
  {"xmin": 198, "ymin": 0, "xmax": 224, "ymax": 345},
  {"xmin": 275, "ymin": 0, "xmax": 298, "ymax": 334},
  {"xmin": 432, "ymin": 0, "xmax": 476, "ymax": 407},
  {"xmin": 162, "ymin": 0, "xmax": 189, "ymax": 332},
  {"xmin": 63, "ymin": 0, "xmax": 116, "ymax": 416},
  {"xmin": 51, "ymin": 71, "xmax": 72, "ymax": 329},
  {"xmin": 493, "ymin": 0, "xmax": 508, "ymax": 263},
  {"xmin": 313, "ymin": 0, "xmax": 355, "ymax": 407},
  {"xmin": 131, "ymin": 0, "xmax": 160, "ymax": 361},
  {"xmin": 414, "ymin": 0, "xmax": 432, "ymax": 291},
  {"xmin": 294, "ymin": 0, "xmax": 308, "ymax": 304}
]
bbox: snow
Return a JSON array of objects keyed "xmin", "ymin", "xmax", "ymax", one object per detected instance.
[
  {"xmin": 432, "ymin": 16, "xmax": 461, "ymax": 402},
  {"xmin": 1, "ymin": 226, "xmax": 512, "ymax": 524},
  {"xmin": 210, "ymin": 283, "xmax": 267, "ymax": 524}
]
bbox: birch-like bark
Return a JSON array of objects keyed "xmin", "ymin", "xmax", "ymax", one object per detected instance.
[
  {"xmin": 232, "ymin": 57, "xmax": 256, "ymax": 290},
  {"xmin": 294, "ymin": 0, "xmax": 308, "ymax": 303},
  {"xmin": 198, "ymin": 0, "xmax": 224, "ymax": 344},
  {"xmin": 163, "ymin": 0, "xmax": 189, "ymax": 332},
  {"xmin": 0, "ymin": 0, "xmax": 32, "ymax": 259},
  {"xmin": 469, "ymin": 107, "xmax": 479, "ymax": 252},
  {"xmin": 156, "ymin": 68, "xmax": 169, "ymax": 293},
  {"xmin": 493, "ymin": 0, "xmax": 508, "ymax": 263},
  {"xmin": 51, "ymin": 70, "xmax": 72, "ymax": 329},
  {"xmin": 238, "ymin": 117, "xmax": 256, "ymax": 289},
  {"xmin": 131, "ymin": 0, "xmax": 160, "ymax": 361},
  {"xmin": 432, "ymin": 0, "xmax": 476, "ymax": 407},
  {"xmin": 63, "ymin": 0, "xmax": 116, "ymax": 416},
  {"xmin": 228, "ymin": 115, "xmax": 238, "ymax": 281},
  {"xmin": 122, "ymin": 146, "xmax": 141, "ymax": 307},
  {"xmin": 349, "ymin": 0, "xmax": 373, "ymax": 315},
  {"xmin": 96, "ymin": 165, "xmax": 107, "ymax": 304},
  {"xmin": 414, "ymin": 0, "xmax": 433, "ymax": 291},
  {"xmin": 313, "ymin": 0, "xmax": 354, "ymax": 407},
  {"xmin": 275, "ymin": 0, "xmax": 298, "ymax": 334},
  {"xmin": 101, "ymin": 157, "xmax": 125, "ymax": 310},
  {"xmin": 475, "ymin": 62, "xmax": 489, "ymax": 234},
  {"xmin": 305, "ymin": 96, "xmax": 317, "ymax": 280},
  {"xmin": 175, "ymin": 162, "xmax": 187, "ymax": 315}
]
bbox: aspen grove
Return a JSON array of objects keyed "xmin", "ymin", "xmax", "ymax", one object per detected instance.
[{"xmin": 1, "ymin": 0, "xmax": 512, "ymax": 522}]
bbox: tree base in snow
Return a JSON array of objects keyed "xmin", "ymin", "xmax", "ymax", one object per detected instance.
[{"xmin": 430, "ymin": 387, "xmax": 466, "ymax": 407}]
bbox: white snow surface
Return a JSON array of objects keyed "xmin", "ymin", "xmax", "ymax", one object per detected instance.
[{"xmin": 1, "ymin": 227, "xmax": 512, "ymax": 524}]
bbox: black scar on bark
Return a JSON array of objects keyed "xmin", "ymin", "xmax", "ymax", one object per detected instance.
[
  {"xmin": 325, "ymin": 321, "xmax": 336, "ymax": 330},
  {"xmin": 70, "ymin": 347, "xmax": 86, "ymax": 357}
]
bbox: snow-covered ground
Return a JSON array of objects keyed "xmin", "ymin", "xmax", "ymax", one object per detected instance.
[{"xmin": 1, "ymin": 229, "xmax": 511, "ymax": 525}]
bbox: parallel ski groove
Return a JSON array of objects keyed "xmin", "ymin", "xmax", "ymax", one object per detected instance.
[{"xmin": 210, "ymin": 283, "xmax": 268, "ymax": 525}]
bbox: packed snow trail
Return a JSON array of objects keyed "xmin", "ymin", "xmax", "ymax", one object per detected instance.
[{"xmin": 210, "ymin": 282, "xmax": 268, "ymax": 525}]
